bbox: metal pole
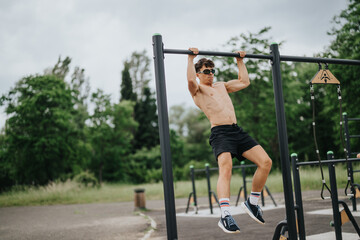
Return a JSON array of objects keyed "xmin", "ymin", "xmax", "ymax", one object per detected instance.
[
  {"xmin": 152, "ymin": 34, "xmax": 178, "ymax": 240},
  {"xmin": 270, "ymin": 43, "xmax": 297, "ymax": 240},
  {"xmin": 205, "ymin": 163, "xmax": 213, "ymax": 214},
  {"xmin": 163, "ymin": 48, "xmax": 360, "ymax": 66},
  {"xmin": 327, "ymin": 151, "xmax": 342, "ymax": 240},
  {"xmin": 190, "ymin": 165, "xmax": 198, "ymax": 212},
  {"xmin": 291, "ymin": 153, "xmax": 306, "ymax": 240},
  {"xmin": 343, "ymin": 113, "xmax": 356, "ymax": 211},
  {"xmin": 241, "ymin": 161, "xmax": 248, "ymax": 200}
]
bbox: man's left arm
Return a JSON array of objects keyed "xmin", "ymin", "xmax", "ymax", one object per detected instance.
[{"xmin": 224, "ymin": 51, "xmax": 250, "ymax": 93}]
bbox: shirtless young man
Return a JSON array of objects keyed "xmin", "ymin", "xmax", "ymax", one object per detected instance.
[{"xmin": 187, "ymin": 48, "xmax": 272, "ymax": 234}]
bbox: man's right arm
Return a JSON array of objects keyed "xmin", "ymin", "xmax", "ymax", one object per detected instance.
[{"xmin": 187, "ymin": 48, "xmax": 199, "ymax": 97}]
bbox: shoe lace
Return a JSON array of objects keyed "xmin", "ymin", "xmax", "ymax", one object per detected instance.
[
  {"xmin": 226, "ymin": 216, "xmax": 236, "ymax": 226},
  {"xmin": 255, "ymin": 205, "xmax": 263, "ymax": 217}
]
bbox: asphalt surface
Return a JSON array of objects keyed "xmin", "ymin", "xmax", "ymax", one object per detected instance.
[{"xmin": 0, "ymin": 190, "xmax": 360, "ymax": 240}]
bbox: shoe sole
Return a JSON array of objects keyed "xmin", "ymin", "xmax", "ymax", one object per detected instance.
[
  {"xmin": 241, "ymin": 202, "xmax": 265, "ymax": 225},
  {"xmin": 218, "ymin": 220, "xmax": 240, "ymax": 234}
]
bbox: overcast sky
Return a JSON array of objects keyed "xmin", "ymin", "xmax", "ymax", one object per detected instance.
[{"xmin": 0, "ymin": 0, "xmax": 349, "ymax": 128}]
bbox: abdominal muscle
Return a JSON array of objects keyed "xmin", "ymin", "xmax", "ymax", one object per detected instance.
[{"xmin": 193, "ymin": 83, "xmax": 237, "ymax": 128}]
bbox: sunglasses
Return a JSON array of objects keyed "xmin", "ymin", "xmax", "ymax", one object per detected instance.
[{"xmin": 197, "ymin": 69, "xmax": 215, "ymax": 75}]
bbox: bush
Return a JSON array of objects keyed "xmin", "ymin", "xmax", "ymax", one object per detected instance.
[{"xmin": 73, "ymin": 171, "xmax": 99, "ymax": 188}]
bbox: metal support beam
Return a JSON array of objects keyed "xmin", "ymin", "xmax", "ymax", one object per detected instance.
[
  {"xmin": 152, "ymin": 34, "xmax": 178, "ymax": 240},
  {"xmin": 270, "ymin": 43, "xmax": 297, "ymax": 240}
]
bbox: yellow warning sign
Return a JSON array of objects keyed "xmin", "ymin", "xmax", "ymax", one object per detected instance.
[{"xmin": 311, "ymin": 69, "xmax": 340, "ymax": 84}]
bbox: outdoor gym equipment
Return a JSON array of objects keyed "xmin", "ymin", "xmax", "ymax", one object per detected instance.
[
  {"xmin": 289, "ymin": 152, "xmax": 360, "ymax": 240},
  {"xmin": 152, "ymin": 33, "xmax": 360, "ymax": 240},
  {"xmin": 309, "ymin": 64, "xmax": 355, "ymax": 199},
  {"xmin": 185, "ymin": 162, "xmax": 277, "ymax": 215},
  {"xmin": 343, "ymin": 113, "xmax": 360, "ymax": 211}
]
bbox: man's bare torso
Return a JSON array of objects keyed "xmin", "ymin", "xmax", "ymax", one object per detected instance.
[{"xmin": 193, "ymin": 82, "xmax": 236, "ymax": 128}]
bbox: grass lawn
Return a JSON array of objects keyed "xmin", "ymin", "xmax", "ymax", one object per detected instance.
[{"xmin": 0, "ymin": 164, "xmax": 357, "ymax": 207}]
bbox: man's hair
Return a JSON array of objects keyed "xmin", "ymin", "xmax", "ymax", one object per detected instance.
[{"xmin": 195, "ymin": 58, "xmax": 215, "ymax": 73}]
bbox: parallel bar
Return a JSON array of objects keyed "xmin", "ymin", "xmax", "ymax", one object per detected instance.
[
  {"xmin": 193, "ymin": 164, "xmax": 257, "ymax": 172},
  {"xmin": 297, "ymin": 157, "xmax": 360, "ymax": 167}
]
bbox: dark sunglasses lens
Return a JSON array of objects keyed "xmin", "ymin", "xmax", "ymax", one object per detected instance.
[{"xmin": 202, "ymin": 69, "xmax": 215, "ymax": 74}]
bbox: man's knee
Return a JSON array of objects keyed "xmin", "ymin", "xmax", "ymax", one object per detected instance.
[
  {"xmin": 262, "ymin": 157, "xmax": 272, "ymax": 171},
  {"xmin": 218, "ymin": 152, "xmax": 233, "ymax": 176}
]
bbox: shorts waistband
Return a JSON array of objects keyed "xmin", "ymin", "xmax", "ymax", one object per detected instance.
[{"xmin": 211, "ymin": 123, "xmax": 239, "ymax": 131}]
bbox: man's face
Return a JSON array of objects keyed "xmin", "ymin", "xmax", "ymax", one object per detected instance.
[{"xmin": 196, "ymin": 66, "xmax": 215, "ymax": 85}]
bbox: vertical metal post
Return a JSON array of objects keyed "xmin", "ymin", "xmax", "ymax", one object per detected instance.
[
  {"xmin": 241, "ymin": 162, "xmax": 248, "ymax": 200},
  {"xmin": 327, "ymin": 151, "xmax": 342, "ymax": 240},
  {"xmin": 291, "ymin": 153, "xmax": 306, "ymax": 240},
  {"xmin": 190, "ymin": 166, "xmax": 198, "ymax": 211},
  {"xmin": 343, "ymin": 113, "xmax": 356, "ymax": 211},
  {"xmin": 152, "ymin": 34, "xmax": 178, "ymax": 240},
  {"xmin": 205, "ymin": 163, "xmax": 213, "ymax": 214},
  {"xmin": 270, "ymin": 43, "xmax": 297, "ymax": 240}
]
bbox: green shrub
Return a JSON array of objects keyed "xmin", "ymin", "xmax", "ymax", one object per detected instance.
[{"xmin": 73, "ymin": 171, "xmax": 99, "ymax": 188}]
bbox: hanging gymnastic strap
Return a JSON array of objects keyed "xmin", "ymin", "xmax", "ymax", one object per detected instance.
[
  {"xmin": 310, "ymin": 69, "xmax": 332, "ymax": 199},
  {"xmin": 336, "ymin": 83, "xmax": 355, "ymax": 197}
]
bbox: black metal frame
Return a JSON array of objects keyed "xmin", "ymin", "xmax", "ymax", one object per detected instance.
[
  {"xmin": 152, "ymin": 33, "xmax": 360, "ymax": 240},
  {"xmin": 343, "ymin": 113, "xmax": 360, "ymax": 211},
  {"xmin": 185, "ymin": 163, "xmax": 276, "ymax": 214},
  {"xmin": 291, "ymin": 152, "xmax": 360, "ymax": 240}
]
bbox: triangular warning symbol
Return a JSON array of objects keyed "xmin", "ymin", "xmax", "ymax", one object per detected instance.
[{"xmin": 311, "ymin": 69, "xmax": 340, "ymax": 84}]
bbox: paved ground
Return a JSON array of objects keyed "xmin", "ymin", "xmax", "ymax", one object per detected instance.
[
  {"xmin": 0, "ymin": 190, "xmax": 359, "ymax": 240},
  {"xmin": 147, "ymin": 190, "xmax": 360, "ymax": 239}
]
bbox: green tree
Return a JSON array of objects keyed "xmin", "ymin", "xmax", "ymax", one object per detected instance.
[
  {"xmin": 324, "ymin": 0, "xmax": 360, "ymax": 156},
  {"xmin": 89, "ymin": 89, "xmax": 136, "ymax": 184},
  {"xmin": 0, "ymin": 74, "xmax": 82, "ymax": 185},
  {"xmin": 127, "ymin": 50, "xmax": 151, "ymax": 101},
  {"xmin": 0, "ymin": 128, "xmax": 14, "ymax": 191},
  {"xmin": 133, "ymin": 87, "xmax": 159, "ymax": 150},
  {"xmin": 120, "ymin": 62, "xmax": 136, "ymax": 101},
  {"xmin": 215, "ymin": 27, "xmax": 305, "ymax": 168}
]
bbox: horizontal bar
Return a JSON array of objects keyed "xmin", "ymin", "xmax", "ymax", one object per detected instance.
[
  {"xmin": 349, "ymin": 118, "xmax": 360, "ymax": 121},
  {"xmin": 296, "ymin": 158, "xmax": 360, "ymax": 167},
  {"xmin": 280, "ymin": 55, "xmax": 360, "ymax": 65},
  {"xmin": 163, "ymin": 48, "xmax": 360, "ymax": 66},
  {"xmin": 233, "ymin": 164, "xmax": 257, "ymax": 169},
  {"xmin": 164, "ymin": 49, "xmax": 272, "ymax": 60},
  {"xmin": 350, "ymin": 135, "xmax": 360, "ymax": 138},
  {"xmin": 192, "ymin": 164, "xmax": 257, "ymax": 172}
]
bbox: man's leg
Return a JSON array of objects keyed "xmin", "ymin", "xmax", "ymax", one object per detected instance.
[
  {"xmin": 241, "ymin": 145, "xmax": 272, "ymax": 224},
  {"xmin": 242, "ymin": 145, "xmax": 272, "ymax": 192},
  {"xmin": 217, "ymin": 152, "xmax": 241, "ymax": 233},
  {"xmin": 217, "ymin": 152, "xmax": 233, "ymax": 199}
]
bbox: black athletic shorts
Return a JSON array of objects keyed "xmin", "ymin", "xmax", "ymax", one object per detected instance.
[{"xmin": 209, "ymin": 124, "xmax": 259, "ymax": 161}]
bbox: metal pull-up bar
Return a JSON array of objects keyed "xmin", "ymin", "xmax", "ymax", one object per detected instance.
[
  {"xmin": 164, "ymin": 48, "xmax": 360, "ymax": 65},
  {"xmin": 152, "ymin": 33, "xmax": 360, "ymax": 240},
  {"xmin": 164, "ymin": 48, "xmax": 272, "ymax": 60}
]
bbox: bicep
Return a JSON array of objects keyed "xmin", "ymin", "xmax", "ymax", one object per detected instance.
[{"xmin": 224, "ymin": 80, "xmax": 249, "ymax": 93}]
